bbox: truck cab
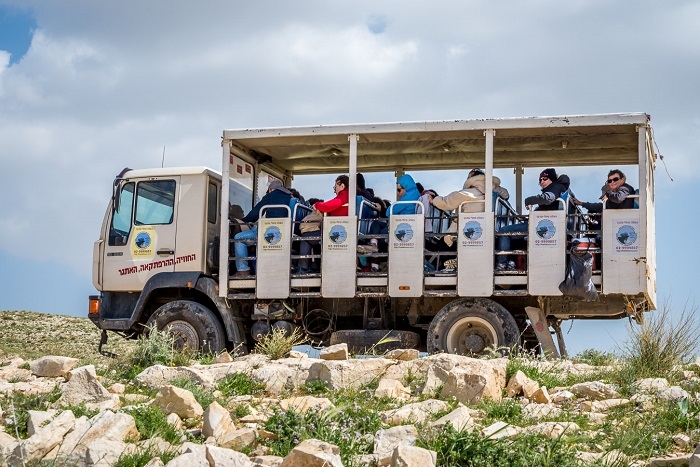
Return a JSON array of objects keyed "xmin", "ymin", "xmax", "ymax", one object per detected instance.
[{"xmin": 89, "ymin": 113, "xmax": 656, "ymax": 358}]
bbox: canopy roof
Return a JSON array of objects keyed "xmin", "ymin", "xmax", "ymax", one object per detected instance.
[{"xmin": 223, "ymin": 113, "xmax": 651, "ymax": 175}]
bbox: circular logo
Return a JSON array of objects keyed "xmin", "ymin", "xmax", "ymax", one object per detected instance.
[
  {"xmin": 535, "ymin": 219, "xmax": 556, "ymax": 239},
  {"xmin": 463, "ymin": 221, "xmax": 483, "ymax": 240},
  {"xmin": 263, "ymin": 226, "xmax": 281, "ymax": 245},
  {"xmin": 394, "ymin": 223, "xmax": 414, "ymax": 242},
  {"xmin": 616, "ymin": 225, "xmax": 638, "ymax": 245},
  {"xmin": 328, "ymin": 225, "xmax": 347, "ymax": 244},
  {"xmin": 135, "ymin": 232, "xmax": 151, "ymax": 249}
]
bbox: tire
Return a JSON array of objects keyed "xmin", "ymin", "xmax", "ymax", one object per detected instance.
[
  {"xmin": 330, "ymin": 330, "xmax": 420, "ymax": 354},
  {"xmin": 427, "ymin": 298, "xmax": 519, "ymax": 355},
  {"xmin": 146, "ymin": 300, "xmax": 226, "ymax": 353}
]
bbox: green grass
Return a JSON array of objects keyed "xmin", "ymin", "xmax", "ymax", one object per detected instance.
[
  {"xmin": 254, "ymin": 327, "xmax": 308, "ymax": 360},
  {"xmin": 217, "ymin": 372, "xmax": 266, "ymax": 397},
  {"xmin": 1, "ymin": 385, "xmax": 62, "ymax": 438},
  {"xmin": 123, "ymin": 405, "xmax": 183, "ymax": 444}
]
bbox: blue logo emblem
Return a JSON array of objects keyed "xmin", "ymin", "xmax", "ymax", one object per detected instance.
[
  {"xmin": 135, "ymin": 232, "xmax": 151, "ymax": 249},
  {"xmin": 394, "ymin": 223, "xmax": 414, "ymax": 242},
  {"xmin": 536, "ymin": 219, "xmax": 556, "ymax": 239},
  {"xmin": 616, "ymin": 225, "xmax": 638, "ymax": 245},
  {"xmin": 263, "ymin": 226, "xmax": 281, "ymax": 245},
  {"xmin": 329, "ymin": 225, "xmax": 347, "ymax": 244},
  {"xmin": 463, "ymin": 221, "xmax": 483, "ymax": 240}
]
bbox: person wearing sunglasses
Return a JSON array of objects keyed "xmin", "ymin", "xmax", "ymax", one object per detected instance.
[
  {"xmin": 571, "ymin": 169, "xmax": 636, "ymax": 212},
  {"xmin": 496, "ymin": 168, "xmax": 570, "ymax": 270}
]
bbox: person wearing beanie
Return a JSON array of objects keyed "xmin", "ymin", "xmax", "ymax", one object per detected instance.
[{"xmin": 495, "ymin": 168, "xmax": 570, "ymax": 271}]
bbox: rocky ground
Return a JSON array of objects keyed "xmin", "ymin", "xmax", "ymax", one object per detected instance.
[{"xmin": 1, "ymin": 310, "xmax": 700, "ymax": 467}]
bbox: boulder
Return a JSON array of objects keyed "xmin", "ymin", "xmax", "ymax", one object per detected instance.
[
  {"xmin": 570, "ymin": 381, "xmax": 620, "ymax": 400},
  {"xmin": 382, "ymin": 399, "xmax": 449, "ymax": 425},
  {"xmin": 385, "ymin": 349, "xmax": 419, "ymax": 361},
  {"xmin": 7, "ymin": 410, "xmax": 75, "ymax": 466},
  {"xmin": 279, "ymin": 438, "xmax": 343, "ymax": 467},
  {"xmin": 152, "ymin": 385, "xmax": 204, "ymax": 419},
  {"xmin": 55, "ymin": 365, "xmax": 113, "ymax": 406},
  {"xmin": 251, "ymin": 455, "xmax": 285, "ymax": 466},
  {"xmin": 481, "ymin": 421, "xmax": 522, "ymax": 440},
  {"xmin": 279, "ymin": 396, "xmax": 334, "ymax": 414},
  {"xmin": 528, "ymin": 421, "xmax": 580, "ymax": 439},
  {"xmin": 320, "ymin": 343, "xmax": 349, "ymax": 361},
  {"xmin": 390, "ymin": 445, "xmax": 437, "ymax": 467},
  {"xmin": 532, "ymin": 386, "xmax": 551, "ymax": 404},
  {"xmin": 206, "ymin": 444, "xmax": 256, "ymax": 466},
  {"xmin": 27, "ymin": 409, "xmax": 56, "ymax": 437},
  {"xmin": 375, "ymin": 378, "xmax": 410, "ymax": 400},
  {"xmin": 219, "ymin": 427, "xmax": 257, "ymax": 451},
  {"xmin": 29, "ymin": 356, "xmax": 79, "ymax": 378},
  {"xmin": 440, "ymin": 360, "xmax": 506, "ymax": 404},
  {"xmin": 430, "ymin": 406, "xmax": 475, "ymax": 432},
  {"xmin": 134, "ymin": 365, "xmax": 214, "ymax": 389},
  {"xmin": 213, "ymin": 351, "xmax": 234, "ymax": 364},
  {"xmin": 86, "ymin": 439, "xmax": 136, "ymax": 467},
  {"xmin": 164, "ymin": 451, "xmax": 210, "ymax": 466},
  {"xmin": 505, "ymin": 370, "xmax": 539, "ymax": 398},
  {"xmin": 633, "ymin": 378, "xmax": 669, "ymax": 393},
  {"xmin": 374, "ymin": 425, "xmax": 418, "ymax": 465},
  {"xmin": 203, "ymin": 401, "xmax": 236, "ymax": 440}
]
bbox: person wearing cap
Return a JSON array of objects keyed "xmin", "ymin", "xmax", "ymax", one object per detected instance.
[
  {"xmin": 496, "ymin": 168, "xmax": 570, "ymax": 270},
  {"xmin": 233, "ymin": 179, "xmax": 293, "ymax": 277},
  {"xmin": 571, "ymin": 169, "xmax": 636, "ymax": 212}
]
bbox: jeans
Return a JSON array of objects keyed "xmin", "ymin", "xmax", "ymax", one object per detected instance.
[
  {"xmin": 234, "ymin": 227, "xmax": 257, "ymax": 272},
  {"xmin": 298, "ymin": 230, "xmax": 321, "ymax": 270},
  {"xmin": 497, "ymin": 222, "xmax": 528, "ymax": 264}
]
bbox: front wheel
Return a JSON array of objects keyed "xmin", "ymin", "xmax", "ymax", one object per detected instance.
[
  {"xmin": 146, "ymin": 300, "xmax": 226, "ymax": 353},
  {"xmin": 427, "ymin": 298, "xmax": 519, "ymax": 355}
]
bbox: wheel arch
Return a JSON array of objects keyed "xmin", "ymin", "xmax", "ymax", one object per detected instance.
[{"xmin": 127, "ymin": 272, "xmax": 247, "ymax": 352}]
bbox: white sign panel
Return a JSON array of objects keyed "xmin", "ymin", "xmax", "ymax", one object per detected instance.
[
  {"xmin": 256, "ymin": 218, "xmax": 291, "ymax": 299},
  {"xmin": 389, "ymin": 215, "xmax": 424, "ymax": 297},
  {"xmin": 458, "ymin": 212, "xmax": 494, "ymax": 297},
  {"xmin": 321, "ymin": 216, "xmax": 357, "ymax": 297}
]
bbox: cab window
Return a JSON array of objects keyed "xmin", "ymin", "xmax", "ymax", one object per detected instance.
[
  {"xmin": 207, "ymin": 181, "xmax": 218, "ymax": 224},
  {"xmin": 135, "ymin": 180, "xmax": 176, "ymax": 226},
  {"xmin": 109, "ymin": 182, "xmax": 134, "ymax": 246}
]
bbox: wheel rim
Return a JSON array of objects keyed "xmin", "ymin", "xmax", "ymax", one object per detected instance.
[
  {"xmin": 445, "ymin": 316, "xmax": 498, "ymax": 354},
  {"xmin": 165, "ymin": 320, "xmax": 200, "ymax": 351}
]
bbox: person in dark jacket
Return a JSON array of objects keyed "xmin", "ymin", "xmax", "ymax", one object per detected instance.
[
  {"xmin": 233, "ymin": 179, "xmax": 292, "ymax": 277},
  {"xmin": 571, "ymin": 169, "xmax": 636, "ymax": 212},
  {"xmin": 496, "ymin": 168, "xmax": 570, "ymax": 270}
]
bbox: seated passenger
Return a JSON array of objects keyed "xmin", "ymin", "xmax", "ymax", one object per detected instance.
[
  {"xmin": 496, "ymin": 168, "xmax": 570, "ymax": 271},
  {"xmin": 233, "ymin": 180, "xmax": 292, "ymax": 277},
  {"xmin": 430, "ymin": 169, "xmax": 509, "ymax": 247},
  {"xmin": 571, "ymin": 169, "xmax": 636, "ymax": 212},
  {"xmin": 296, "ymin": 198, "xmax": 324, "ymax": 274},
  {"xmin": 357, "ymin": 174, "xmax": 420, "ymax": 271}
]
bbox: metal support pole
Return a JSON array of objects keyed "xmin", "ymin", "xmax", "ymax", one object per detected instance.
[
  {"xmin": 219, "ymin": 140, "xmax": 231, "ymax": 298},
  {"xmin": 349, "ymin": 134, "xmax": 359, "ymax": 216},
  {"xmin": 515, "ymin": 165, "xmax": 523, "ymax": 214},
  {"xmin": 484, "ymin": 129, "xmax": 495, "ymax": 213}
]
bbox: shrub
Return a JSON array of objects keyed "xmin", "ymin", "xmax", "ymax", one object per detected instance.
[
  {"xmin": 254, "ymin": 327, "xmax": 307, "ymax": 360},
  {"xmin": 619, "ymin": 303, "xmax": 700, "ymax": 382},
  {"xmin": 573, "ymin": 348, "xmax": 618, "ymax": 367},
  {"xmin": 109, "ymin": 326, "xmax": 194, "ymax": 380},
  {"xmin": 217, "ymin": 372, "xmax": 265, "ymax": 397},
  {"xmin": 123, "ymin": 405, "xmax": 182, "ymax": 444},
  {"xmin": 1, "ymin": 385, "xmax": 62, "ymax": 438},
  {"xmin": 113, "ymin": 442, "xmax": 179, "ymax": 467}
]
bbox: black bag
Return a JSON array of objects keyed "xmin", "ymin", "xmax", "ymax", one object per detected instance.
[{"xmin": 558, "ymin": 249, "xmax": 599, "ymax": 301}]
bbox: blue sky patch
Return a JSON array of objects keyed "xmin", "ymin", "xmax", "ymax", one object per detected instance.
[
  {"xmin": 0, "ymin": 5, "xmax": 36, "ymax": 65},
  {"xmin": 367, "ymin": 14, "xmax": 387, "ymax": 34}
]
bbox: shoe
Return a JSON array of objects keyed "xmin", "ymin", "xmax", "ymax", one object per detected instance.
[
  {"xmin": 495, "ymin": 263, "xmax": 507, "ymax": 272},
  {"xmin": 296, "ymin": 268, "xmax": 312, "ymax": 274},
  {"xmin": 357, "ymin": 243, "xmax": 379, "ymax": 254},
  {"xmin": 233, "ymin": 270, "xmax": 252, "ymax": 278},
  {"xmin": 507, "ymin": 260, "xmax": 517, "ymax": 271}
]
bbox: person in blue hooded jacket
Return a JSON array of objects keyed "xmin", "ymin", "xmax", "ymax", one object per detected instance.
[{"xmin": 357, "ymin": 174, "xmax": 420, "ymax": 271}]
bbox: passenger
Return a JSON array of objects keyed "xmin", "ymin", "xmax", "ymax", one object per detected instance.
[
  {"xmin": 496, "ymin": 168, "xmax": 570, "ymax": 271},
  {"xmin": 358, "ymin": 174, "xmax": 420, "ymax": 272},
  {"xmin": 289, "ymin": 188, "xmax": 305, "ymax": 202},
  {"xmin": 313, "ymin": 175, "xmax": 350, "ymax": 216},
  {"xmin": 417, "ymin": 183, "xmax": 439, "ymax": 233},
  {"xmin": 233, "ymin": 180, "xmax": 292, "ymax": 277},
  {"xmin": 571, "ymin": 169, "xmax": 636, "ymax": 212},
  {"xmin": 356, "ymin": 173, "xmax": 374, "ymax": 200},
  {"xmin": 430, "ymin": 169, "xmax": 509, "ymax": 246},
  {"xmin": 296, "ymin": 198, "xmax": 324, "ymax": 274}
]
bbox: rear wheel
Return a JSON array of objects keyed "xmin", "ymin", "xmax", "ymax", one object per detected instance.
[
  {"xmin": 427, "ymin": 298, "xmax": 519, "ymax": 355},
  {"xmin": 146, "ymin": 300, "xmax": 226, "ymax": 353}
]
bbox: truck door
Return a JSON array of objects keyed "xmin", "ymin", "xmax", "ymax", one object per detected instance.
[{"xmin": 101, "ymin": 177, "xmax": 180, "ymax": 291}]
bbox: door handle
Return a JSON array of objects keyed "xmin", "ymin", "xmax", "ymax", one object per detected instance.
[{"xmin": 157, "ymin": 249, "xmax": 175, "ymax": 256}]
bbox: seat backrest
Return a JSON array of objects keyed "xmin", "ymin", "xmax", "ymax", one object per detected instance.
[
  {"xmin": 357, "ymin": 196, "xmax": 379, "ymax": 234},
  {"xmin": 289, "ymin": 198, "xmax": 312, "ymax": 235},
  {"xmin": 426, "ymin": 204, "xmax": 452, "ymax": 233},
  {"xmin": 633, "ymin": 189, "xmax": 639, "ymax": 209}
]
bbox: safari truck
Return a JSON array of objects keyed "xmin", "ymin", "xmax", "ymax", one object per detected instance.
[{"xmin": 89, "ymin": 113, "xmax": 657, "ymax": 358}]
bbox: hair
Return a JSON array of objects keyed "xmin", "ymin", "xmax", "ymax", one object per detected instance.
[
  {"xmin": 608, "ymin": 169, "xmax": 625, "ymax": 180},
  {"xmin": 289, "ymin": 188, "xmax": 304, "ymax": 201},
  {"xmin": 307, "ymin": 198, "xmax": 323, "ymax": 205},
  {"xmin": 336, "ymin": 174, "xmax": 350, "ymax": 188},
  {"xmin": 468, "ymin": 168, "xmax": 484, "ymax": 177},
  {"xmin": 356, "ymin": 173, "xmax": 366, "ymax": 189},
  {"xmin": 416, "ymin": 182, "xmax": 424, "ymax": 193}
]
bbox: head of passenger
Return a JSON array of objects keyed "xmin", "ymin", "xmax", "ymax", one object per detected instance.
[
  {"xmin": 396, "ymin": 174, "xmax": 417, "ymax": 201},
  {"xmin": 357, "ymin": 173, "xmax": 366, "ymax": 190},
  {"xmin": 334, "ymin": 175, "xmax": 349, "ymax": 194},
  {"xmin": 606, "ymin": 169, "xmax": 625, "ymax": 191},
  {"xmin": 268, "ymin": 179, "xmax": 292, "ymax": 195},
  {"xmin": 468, "ymin": 168, "xmax": 484, "ymax": 179},
  {"xmin": 539, "ymin": 168, "xmax": 557, "ymax": 189}
]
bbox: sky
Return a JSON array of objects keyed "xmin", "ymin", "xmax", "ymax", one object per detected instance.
[{"xmin": 0, "ymin": 0, "xmax": 698, "ymax": 356}]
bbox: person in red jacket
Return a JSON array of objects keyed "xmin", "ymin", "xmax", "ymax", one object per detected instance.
[
  {"xmin": 296, "ymin": 175, "xmax": 349, "ymax": 274},
  {"xmin": 313, "ymin": 175, "xmax": 349, "ymax": 216}
]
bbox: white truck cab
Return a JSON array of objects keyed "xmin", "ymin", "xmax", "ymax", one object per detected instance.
[{"xmin": 89, "ymin": 113, "xmax": 656, "ymax": 357}]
